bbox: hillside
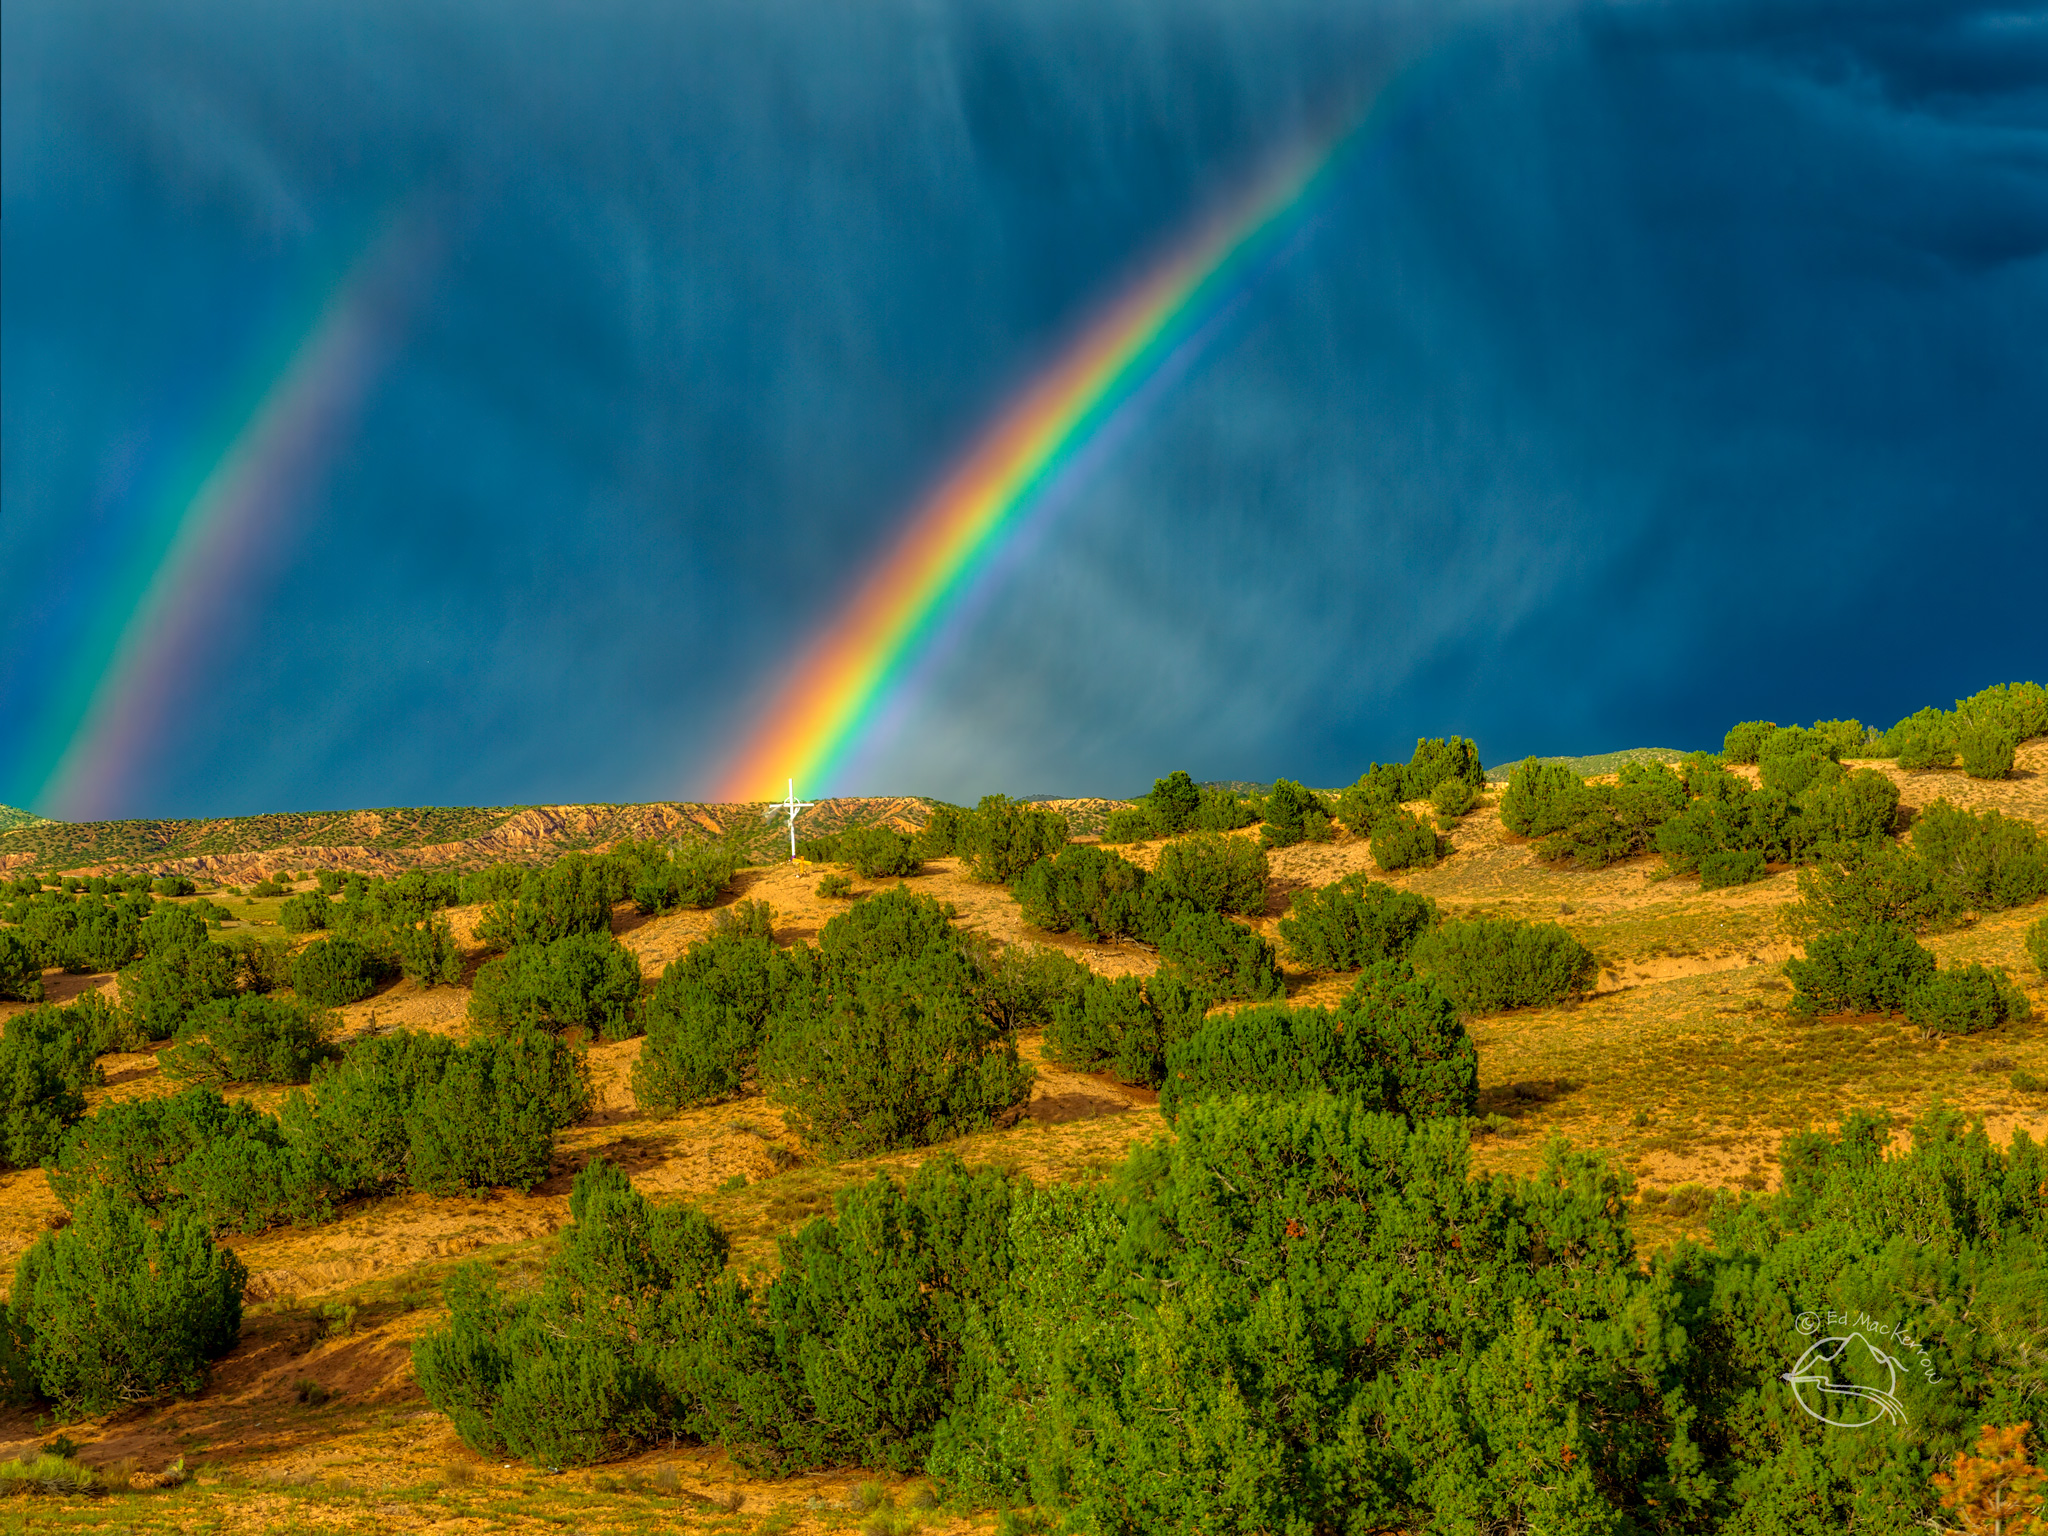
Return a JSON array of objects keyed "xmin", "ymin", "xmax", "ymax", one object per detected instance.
[
  {"xmin": 0, "ymin": 796, "xmax": 1130, "ymax": 883},
  {"xmin": 0, "ymin": 734, "xmax": 2044, "ymax": 1530}
]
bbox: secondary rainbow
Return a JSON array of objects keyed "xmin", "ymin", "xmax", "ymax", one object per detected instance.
[
  {"xmin": 33, "ymin": 219, "xmax": 431, "ymax": 822},
  {"xmin": 715, "ymin": 83, "xmax": 1405, "ymax": 804}
]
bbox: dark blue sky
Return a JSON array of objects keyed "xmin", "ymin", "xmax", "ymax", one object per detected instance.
[{"xmin": 3, "ymin": 0, "xmax": 2043, "ymax": 817}]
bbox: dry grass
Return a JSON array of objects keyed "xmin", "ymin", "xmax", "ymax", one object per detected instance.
[{"xmin": 1, "ymin": 741, "xmax": 2043, "ymax": 1525}]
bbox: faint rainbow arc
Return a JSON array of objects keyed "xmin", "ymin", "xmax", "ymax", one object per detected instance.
[
  {"xmin": 714, "ymin": 88, "xmax": 1398, "ymax": 804},
  {"xmin": 38, "ymin": 219, "xmax": 431, "ymax": 822}
]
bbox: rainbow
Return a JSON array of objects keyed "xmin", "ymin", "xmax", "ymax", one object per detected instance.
[
  {"xmin": 714, "ymin": 78, "xmax": 1414, "ymax": 803},
  {"xmin": 32, "ymin": 218, "xmax": 433, "ymax": 822}
]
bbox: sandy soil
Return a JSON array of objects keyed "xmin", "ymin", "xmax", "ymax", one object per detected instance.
[{"xmin": 0, "ymin": 743, "xmax": 2042, "ymax": 1525}]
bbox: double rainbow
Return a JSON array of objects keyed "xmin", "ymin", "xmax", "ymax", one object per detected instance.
[{"xmin": 714, "ymin": 80, "xmax": 1408, "ymax": 803}]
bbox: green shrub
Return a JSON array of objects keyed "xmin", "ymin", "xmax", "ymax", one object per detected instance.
[
  {"xmin": 757, "ymin": 890, "xmax": 1034, "ymax": 1158},
  {"xmin": 1259, "ymin": 779, "xmax": 1326, "ymax": 850},
  {"xmin": 1720, "ymin": 720, "xmax": 1778, "ymax": 764},
  {"xmin": 351, "ymin": 870, "xmax": 461, "ymax": 927},
  {"xmin": 68, "ymin": 897, "xmax": 151, "ymax": 972},
  {"xmin": 409, "ymin": 1030, "xmax": 592, "ymax": 1197},
  {"xmin": 1336, "ymin": 961, "xmax": 1480, "ymax": 1122},
  {"xmin": 414, "ymin": 1159, "xmax": 737, "ymax": 1467},
  {"xmin": 1042, "ymin": 973, "xmax": 1206, "ymax": 1088},
  {"xmin": 159, "ymin": 995, "xmax": 334, "ymax": 1086},
  {"xmin": 1156, "ymin": 908, "xmax": 1283, "ymax": 1002},
  {"xmin": 1699, "ymin": 848, "xmax": 1768, "ymax": 890},
  {"xmin": 761, "ymin": 957, "xmax": 1035, "ymax": 1159},
  {"xmin": 1159, "ymin": 1002, "xmax": 1354, "ymax": 1122},
  {"xmin": 1188, "ymin": 786, "xmax": 1261, "ymax": 832},
  {"xmin": 1784, "ymin": 923, "xmax": 1935, "ymax": 1016},
  {"xmin": 151, "ymin": 875, "xmax": 198, "ymax": 897},
  {"xmin": 118, "ymin": 942, "xmax": 238, "ymax": 1041},
  {"xmin": 1806, "ymin": 719, "xmax": 1869, "ymax": 758},
  {"xmin": 1536, "ymin": 763, "xmax": 1686, "ymax": 870},
  {"xmin": 2029, "ymin": 916, "xmax": 2048, "ymax": 977},
  {"xmin": 1100, "ymin": 806, "xmax": 1158, "ymax": 844},
  {"xmin": 137, "ymin": 901, "xmax": 211, "ymax": 957},
  {"xmin": 634, "ymin": 906, "xmax": 792, "ymax": 1112},
  {"xmin": 1404, "ymin": 737, "xmax": 1485, "ymax": 798},
  {"xmin": 222, "ymin": 930, "xmax": 294, "ymax": 995},
  {"xmin": 278, "ymin": 1030, "xmax": 462, "ymax": 1195},
  {"xmin": 1793, "ymin": 845, "xmax": 1964, "ymax": 934},
  {"xmin": 1407, "ymin": 918, "xmax": 1597, "ymax": 1013},
  {"xmin": 1429, "ymin": 776, "xmax": 1475, "ymax": 820},
  {"xmin": 637, "ymin": 990, "xmax": 763, "ymax": 1111},
  {"xmin": 391, "ymin": 913, "xmax": 463, "ymax": 986},
  {"xmin": 1160, "ymin": 961, "xmax": 1473, "ymax": 1125},
  {"xmin": 278, "ymin": 893, "xmax": 330, "ymax": 934},
  {"xmin": 966, "ymin": 937, "xmax": 1097, "ymax": 1036},
  {"xmin": 1011, "ymin": 845, "xmax": 1158, "ymax": 942},
  {"xmin": 1369, "ymin": 807, "xmax": 1442, "ymax": 871},
  {"xmin": 0, "ymin": 1008, "xmax": 102, "ymax": 1170},
  {"xmin": 290, "ymin": 936, "xmax": 389, "ymax": 1007},
  {"xmin": 1958, "ymin": 725, "xmax": 2019, "ymax": 780},
  {"xmin": 1955, "ymin": 680, "xmax": 2048, "ymax": 741},
  {"xmin": 1335, "ymin": 764, "xmax": 1408, "ymax": 836},
  {"xmin": 1761, "ymin": 724, "xmax": 1844, "ymax": 764},
  {"xmin": 816, "ymin": 871, "xmax": 854, "ymax": 899},
  {"xmin": 1911, "ymin": 800, "xmax": 2048, "ymax": 911},
  {"xmin": 930, "ymin": 1094, "xmax": 1684, "ymax": 1526},
  {"xmin": 1799, "ymin": 768, "xmax": 1902, "ymax": 856},
  {"xmin": 810, "ymin": 883, "xmax": 955, "ymax": 971},
  {"xmin": 1141, "ymin": 771, "xmax": 1203, "ymax": 836},
  {"xmin": 1758, "ymin": 748, "xmax": 1839, "ymax": 796},
  {"xmin": 62, "ymin": 991, "xmax": 125, "ymax": 1057},
  {"xmin": 476, "ymin": 853, "xmax": 617, "ymax": 949},
  {"xmin": 907, "ymin": 803, "xmax": 966, "ymax": 859},
  {"xmin": 171, "ymin": 1131, "xmax": 342, "ymax": 1233},
  {"xmin": 835, "ymin": 826, "xmax": 919, "ymax": 879},
  {"xmin": 1150, "ymin": 831, "xmax": 1269, "ymax": 916},
  {"xmin": 1680, "ymin": 752, "xmax": 1740, "ymax": 799},
  {"xmin": 761, "ymin": 1158, "xmax": 1020, "ymax": 1472},
  {"xmin": 628, "ymin": 842, "xmax": 743, "ymax": 914},
  {"xmin": 457, "ymin": 863, "xmax": 530, "ymax": 906},
  {"xmin": 419, "ymin": 1155, "xmax": 1017, "ymax": 1474},
  {"xmin": 10, "ymin": 1188, "xmax": 245, "ymax": 1414},
  {"xmin": 954, "ymin": 797, "xmax": 1068, "ymax": 884},
  {"xmin": 470, "ymin": 931, "xmax": 643, "ymax": 1041},
  {"xmin": 1904, "ymin": 964, "xmax": 2029, "ymax": 1036},
  {"xmin": 1890, "ymin": 708, "xmax": 1958, "ymax": 770},
  {"xmin": 46, "ymin": 1088, "xmax": 334, "ymax": 1233},
  {"xmin": 1042, "ymin": 971, "xmax": 1149, "ymax": 1078},
  {"xmin": 1277, "ymin": 873, "xmax": 1437, "ymax": 971},
  {"xmin": 0, "ymin": 933, "xmax": 41, "ymax": 1004},
  {"xmin": 1498, "ymin": 760, "xmax": 1585, "ymax": 838}
]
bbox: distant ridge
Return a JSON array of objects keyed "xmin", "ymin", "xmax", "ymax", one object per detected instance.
[
  {"xmin": 0, "ymin": 794, "xmax": 1133, "ymax": 879},
  {"xmin": 0, "ymin": 805, "xmax": 47, "ymax": 833}
]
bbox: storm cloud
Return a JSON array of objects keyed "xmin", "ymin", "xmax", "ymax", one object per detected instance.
[{"xmin": 3, "ymin": 0, "xmax": 2042, "ymax": 814}]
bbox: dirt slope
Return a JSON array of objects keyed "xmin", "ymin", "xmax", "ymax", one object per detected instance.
[{"xmin": 1, "ymin": 746, "xmax": 2044, "ymax": 1528}]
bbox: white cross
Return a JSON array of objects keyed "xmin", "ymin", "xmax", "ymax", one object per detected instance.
[{"xmin": 771, "ymin": 777, "xmax": 816, "ymax": 861}]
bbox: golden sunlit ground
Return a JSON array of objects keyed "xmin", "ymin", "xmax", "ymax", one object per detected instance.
[{"xmin": 1, "ymin": 747, "xmax": 2044, "ymax": 1529}]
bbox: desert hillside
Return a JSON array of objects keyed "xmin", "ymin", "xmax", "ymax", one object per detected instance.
[{"xmin": 2, "ymin": 721, "xmax": 2045, "ymax": 1531}]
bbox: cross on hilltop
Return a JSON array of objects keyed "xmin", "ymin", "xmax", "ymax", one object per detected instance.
[{"xmin": 770, "ymin": 778, "xmax": 815, "ymax": 861}]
